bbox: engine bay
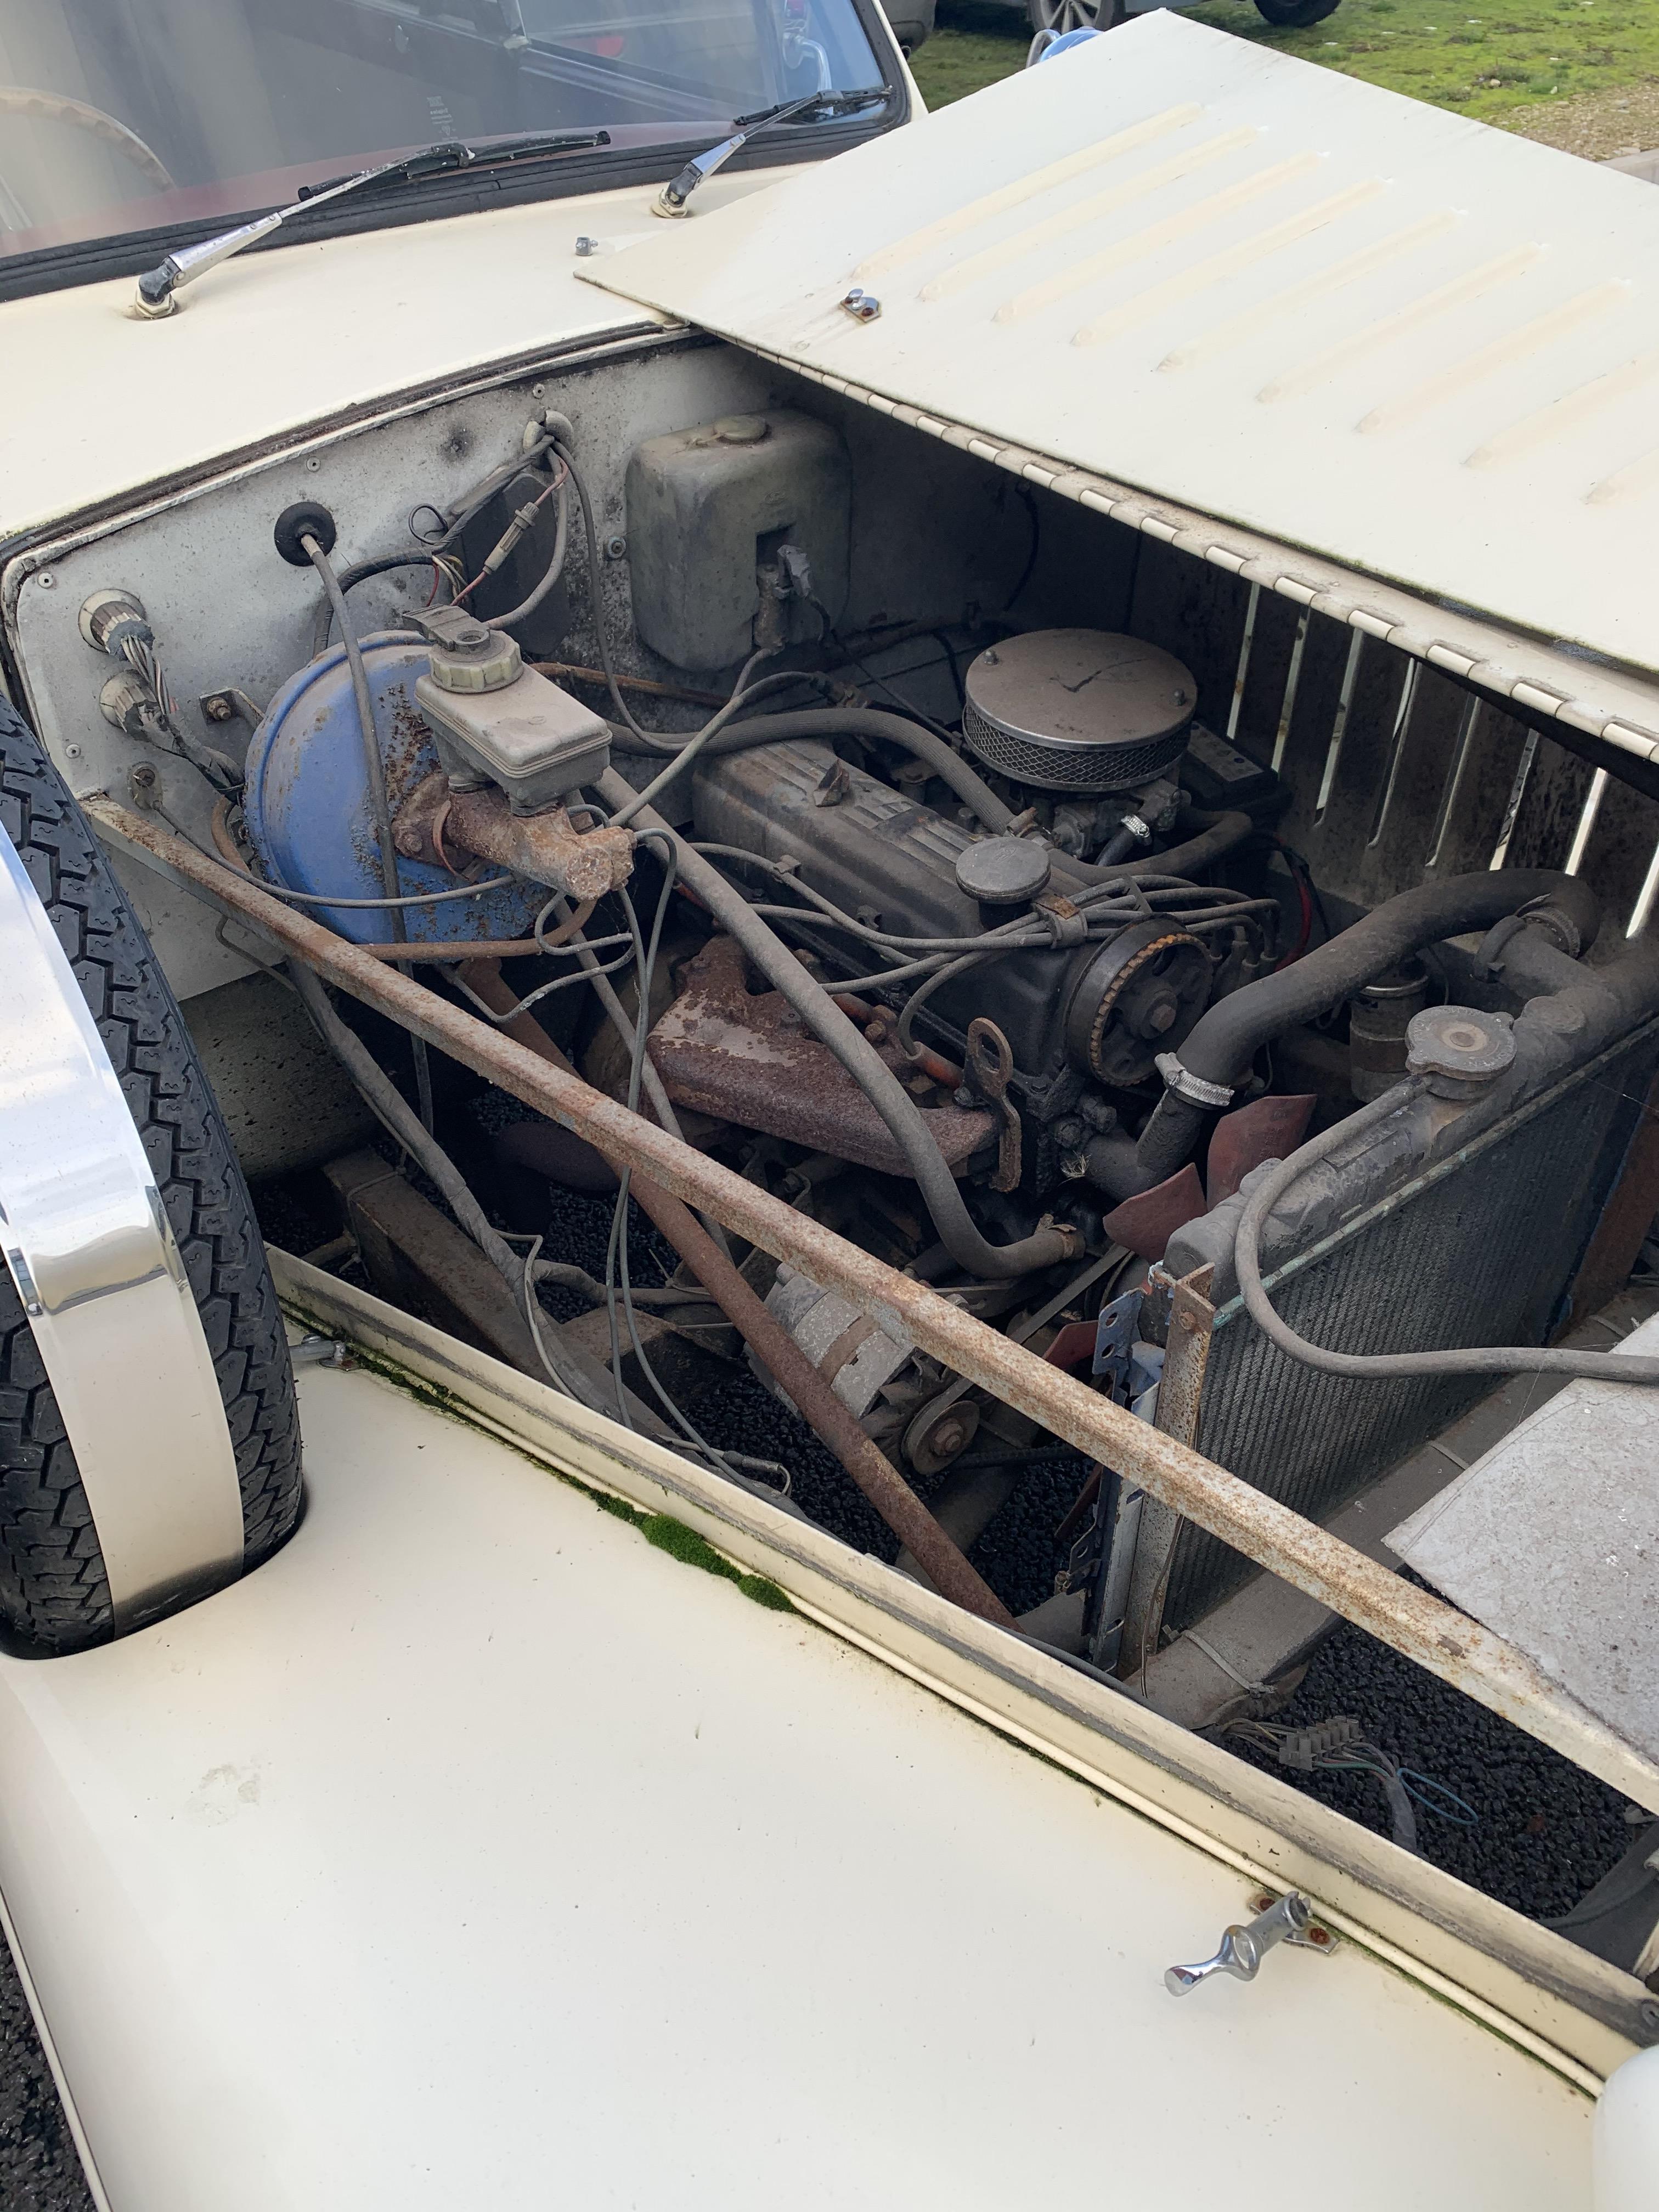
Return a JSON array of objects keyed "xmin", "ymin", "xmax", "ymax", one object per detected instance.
[{"xmin": 12, "ymin": 326, "xmax": 1659, "ymax": 1949}]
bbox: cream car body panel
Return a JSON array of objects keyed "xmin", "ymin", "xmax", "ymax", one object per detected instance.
[
  {"xmin": 3, "ymin": 14, "xmax": 1659, "ymax": 2210},
  {"xmin": 0, "ymin": 1282, "xmax": 1607, "ymax": 2211}
]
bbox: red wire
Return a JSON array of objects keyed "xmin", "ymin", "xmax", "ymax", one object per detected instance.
[
  {"xmin": 1272, "ymin": 839, "xmax": 1314, "ymax": 969},
  {"xmin": 450, "ymin": 460, "xmax": 567, "ymax": 609}
]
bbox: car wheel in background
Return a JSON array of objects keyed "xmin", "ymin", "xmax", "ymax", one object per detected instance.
[{"xmin": 1252, "ymin": 0, "xmax": 1342, "ymax": 24}]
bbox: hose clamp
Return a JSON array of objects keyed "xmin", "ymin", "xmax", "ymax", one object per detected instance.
[{"xmin": 1155, "ymin": 1052, "xmax": 1234, "ymax": 1110}]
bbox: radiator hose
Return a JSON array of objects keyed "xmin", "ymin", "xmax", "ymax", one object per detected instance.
[
  {"xmin": 1131, "ymin": 870, "xmax": 1602, "ymax": 1189},
  {"xmin": 1235, "ymin": 1077, "xmax": 1659, "ymax": 1385}
]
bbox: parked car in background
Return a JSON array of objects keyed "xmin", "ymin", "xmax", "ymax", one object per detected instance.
[
  {"xmin": 881, "ymin": 0, "xmax": 936, "ymax": 49},
  {"xmin": 1027, "ymin": 0, "xmax": 1338, "ymax": 39}
]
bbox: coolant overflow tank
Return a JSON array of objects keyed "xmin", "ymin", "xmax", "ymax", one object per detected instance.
[{"xmin": 625, "ymin": 411, "xmax": 850, "ymax": 672}]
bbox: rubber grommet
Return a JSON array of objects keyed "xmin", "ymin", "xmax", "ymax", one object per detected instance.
[{"xmin": 273, "ymin": 501, "xmax": 337, "ymax": 567}]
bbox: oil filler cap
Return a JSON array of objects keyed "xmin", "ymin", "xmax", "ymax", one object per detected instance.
[
  {"xmin": 955, "ymin": 835, "xmax": 1052, "ymax": 908},
  {"xmin": 409, "ymin": 606, "xmax": 522, "ymax": 695},
  {"xmin": 1406, "ymin": 1005, "xmax": 1515, "ymax": 1097}
]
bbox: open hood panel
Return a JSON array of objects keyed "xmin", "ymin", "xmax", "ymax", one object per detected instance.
[{"xmin": 583, "ymin": 15, "xmax": 1659, "ymax": 690}]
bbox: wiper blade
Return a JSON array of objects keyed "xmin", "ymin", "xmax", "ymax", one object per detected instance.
[
  {"xmin": 653, "ymin": 86, "xmax": 893, "ymax": 218},
  {"xmin": 299, "ymin": 128, "xmax": 612, "ymax": 204},
  {"xmin": 731, "ymin": 86, "xmax": 893, "ymax": 131},
  {"xmin": 134, "ymin": 127, "xmax": 610, "ymax": 319}
]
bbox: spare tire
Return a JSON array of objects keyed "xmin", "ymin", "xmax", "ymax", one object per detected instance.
[{"xmin": 0, "ymin": 699, "xmax": 301, "ymax": 1654}]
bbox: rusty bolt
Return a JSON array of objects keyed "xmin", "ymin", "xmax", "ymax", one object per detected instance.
[
  {"xmin": 1137, "ymin": 990, "xmax": 1180, "ymax": 1038},
  {"xmin": 864, "ymin": 1018, "xmax": 888, "ymax": 1043},
  {"xmin": 396, "ymin": 827, "xmax": 425, "ymax": 857},
  {"xmin": 1178, "ymin": 1311, "xmax": 1199, "ymax": 1335},
  {"xmin": 932, "ymin": 1417, "xmax": 969, "ymax": 1456},
  {"xmin": 906, "ymin": 1072, "xmax": 933, "ymax": 1097},
  {"xmin": 1308, "ymin": 1927, "xmax": 1330, "ymax": 1947},
  {"xmin": 203, "ymin": 694, "xmax": 233, "ymax": 723}
]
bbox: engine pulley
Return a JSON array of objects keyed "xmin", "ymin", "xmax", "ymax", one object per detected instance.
[{"xmin": 1065, "ymin": 922, "xmax": 1211, "ymax": 1088}]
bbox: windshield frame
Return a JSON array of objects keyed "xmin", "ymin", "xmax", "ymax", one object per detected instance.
[{"xmin": 0, "ymin": 0, "xmax": 908, "ymax": 307}]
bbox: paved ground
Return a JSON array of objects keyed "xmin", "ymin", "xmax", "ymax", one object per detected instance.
[
  {"xmin": 1505, "ymin": 80, "xmax": 1659, "ymax": 156},
  {"xmin": 0, "ymin": 1943, "xmax": 94, "ymax": 2212}
]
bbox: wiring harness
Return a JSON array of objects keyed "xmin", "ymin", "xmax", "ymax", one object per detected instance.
[{"xmin": 1223, "ymin": 1714, "xmax": 1477, "ymax": 1857}]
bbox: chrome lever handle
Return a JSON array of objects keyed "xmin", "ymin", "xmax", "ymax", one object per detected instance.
[{"xmin": 1165, "ymin": 1891, "xmax": 1312, "ymax": 1996}]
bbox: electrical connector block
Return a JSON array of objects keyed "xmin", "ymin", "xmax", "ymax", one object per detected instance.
[{"xmin": 1276, "ymin": 1717, "xmax": 1363, "ymax": 1774}]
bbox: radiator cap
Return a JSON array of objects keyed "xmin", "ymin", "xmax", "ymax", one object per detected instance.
[{"xmin": 1406, "ymin": 1005, "xmax": 1515, "ymax": 1097}]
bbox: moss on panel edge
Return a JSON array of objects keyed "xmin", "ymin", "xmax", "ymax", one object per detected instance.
[{"xmin": 281, "ymin": 1305, "xmax": 795, "ymax": 1615}]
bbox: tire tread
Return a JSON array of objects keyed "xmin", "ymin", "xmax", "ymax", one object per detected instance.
[{"xmin": 0, "ymin": 701, "xmax": 301, "ymax": 1651}]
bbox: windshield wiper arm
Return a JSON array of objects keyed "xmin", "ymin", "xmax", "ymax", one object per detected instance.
[
  {"xmin": 652, "ymin": 86, "xmax": 892, "ymax": 218},
  {"xmin": 134, "ymin": 127, "xmax": 610, "ymax": 319}
]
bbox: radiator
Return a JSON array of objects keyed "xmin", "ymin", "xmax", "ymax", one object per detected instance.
[{"xmin": 1165, "ymin": 1018, "xmax": 1659, "ymax": 1634}]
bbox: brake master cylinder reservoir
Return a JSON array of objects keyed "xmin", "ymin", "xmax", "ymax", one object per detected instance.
[
  {"xmin": 625, "ymin": 410, "xmax": 850, "ymax": 672},
  {"xmin": 411, "ymin": 607, "xmax": 611, "ymax": 810}
]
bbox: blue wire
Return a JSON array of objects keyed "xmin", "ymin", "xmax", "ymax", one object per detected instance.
[{"xmin": 1397, "ymin": 1769, "xmax": 1480, "ymax": 1826}]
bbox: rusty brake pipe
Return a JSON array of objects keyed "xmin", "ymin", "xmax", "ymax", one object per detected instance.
[
  {"xmin": 532, "ymin": 619, "xmax": 981, "ymax": 712},
  {"xmin": 361, "ymin": 935, "xmax": 556, "ymax": 962},
  {"xmin": 833, "ymin": 994, "xmax": 961, "ymax": 1088},
  {"xmin": 90, "ymin": 795, "xmax": 1659, "ymax": 1807},
  {"xmin": 212, "ymin": 808, "xmax": 600, "ymax": 965},
  {"xmin": 594, "ymin": 770, "xmax": 1078, "ymax": 1284},
  {"xmin": 460, "ymin": 958, "xmax": 1009, "ymax": 1624}
]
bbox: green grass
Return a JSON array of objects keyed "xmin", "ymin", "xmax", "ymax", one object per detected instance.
[
  {"xmin": 909, "ymin": 0, "xmax": 1030, "ymax": 106},
  {"xmin": 910, "ymin": 0, "xmax": 1659, "ymax": 122}
]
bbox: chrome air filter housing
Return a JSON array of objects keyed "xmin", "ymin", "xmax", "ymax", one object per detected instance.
[{"xmin": 961, "ymin": 629, "xmax": 1197, "ymax": 794}]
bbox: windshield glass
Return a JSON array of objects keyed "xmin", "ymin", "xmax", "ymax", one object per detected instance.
[{"xmin": 0, "ymin": 0, "xmax": 886, "ymax": 263}]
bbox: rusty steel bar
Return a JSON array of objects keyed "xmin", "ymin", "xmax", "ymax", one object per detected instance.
[
  {"xmin": 460, "ymin": 957, "xmax": 1015, "ymax": 1627},
  {"xmin": 1120, "ymin": 1267, "xmax": 1216, "ymax": 1681},
  {"xmin": 90, "ymin": 795, "xmax": 1659, "ymax": 1809}
]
